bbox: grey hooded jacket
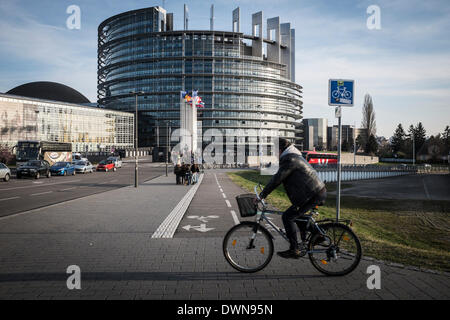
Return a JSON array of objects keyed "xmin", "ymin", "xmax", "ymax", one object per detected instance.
[{"xmin": 260, "ymin": 145, "xmax": 325, "ymax": 206}]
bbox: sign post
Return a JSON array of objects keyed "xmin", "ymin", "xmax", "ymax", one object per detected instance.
[{"xmin": 328, "ymin": 79, "xmax": 355, "ymax": 221}]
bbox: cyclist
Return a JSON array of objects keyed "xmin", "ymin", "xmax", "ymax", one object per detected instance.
[{"xmin": 259, "ymin": 138, "xmax": 327, "ymax": 259}]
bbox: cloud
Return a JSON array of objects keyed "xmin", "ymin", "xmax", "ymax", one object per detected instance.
[{"xmin": 0, "ymin": 1, "xmax": 97, "ymax": 100}]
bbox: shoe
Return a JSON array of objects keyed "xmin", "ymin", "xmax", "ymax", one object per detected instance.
[{"xmin": 277, "ymin": 249, "xmax": 302, "ymax": 259}]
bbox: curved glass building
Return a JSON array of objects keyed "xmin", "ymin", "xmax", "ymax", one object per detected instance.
[{"xmin": 98, "ymin": 6, "xmax": 303, "ymax": 154}]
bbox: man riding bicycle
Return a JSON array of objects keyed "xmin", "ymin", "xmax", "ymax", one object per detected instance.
[{"xmin": 259, "ymin": 138, "xmax": 327, "ymax": 259}]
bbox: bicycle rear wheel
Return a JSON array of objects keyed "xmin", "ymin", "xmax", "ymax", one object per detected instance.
[
  {"xmin": 308, "ymin": 223, "xmax": 361, "ymax": 276},
  {"xmin": 223, "ymin": 222, "xmax": 274, "ymax": 273}
]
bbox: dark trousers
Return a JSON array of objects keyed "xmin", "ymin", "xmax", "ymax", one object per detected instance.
[
  {"xmin": 282, "ymin": 188, "xmax": 327, "ymax": 250},
  {"xmin": 176, "ymin": 174, "xmax": 181, "ymax": 185}
]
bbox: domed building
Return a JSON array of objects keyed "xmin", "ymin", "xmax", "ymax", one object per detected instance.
[{"xmin": 7, "ymin": 81, "xmax": 90, "ymax": 104}]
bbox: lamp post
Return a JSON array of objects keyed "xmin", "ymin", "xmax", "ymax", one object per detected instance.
[
  {"xmin": 257, "ymin": 105, "xmax": 262, "ymax": 169},
  {"xmin": 130, "ymin": 91, "xmax": 144, "ymax": 188},
  {"xmin": 164, "ymin": 120, "xmax": 175, "ymax": 176}
]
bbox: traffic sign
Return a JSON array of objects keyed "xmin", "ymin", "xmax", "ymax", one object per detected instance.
[{"xmin": 328, "ymin": 79, "xmax": 355, "ymax": 106}]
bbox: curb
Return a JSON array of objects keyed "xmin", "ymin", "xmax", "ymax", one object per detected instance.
[
  {"xmin": 360, "ymin": 256, "xmax": 450, "ymax": 276},
  {"xmin": 151, "ymin": 174, "xmax": 204, "ymax": 238}
]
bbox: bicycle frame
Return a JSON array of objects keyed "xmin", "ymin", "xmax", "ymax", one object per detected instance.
[{"xmin": 252, "ymin": 184, "xmax": 352, "ymax": 255}]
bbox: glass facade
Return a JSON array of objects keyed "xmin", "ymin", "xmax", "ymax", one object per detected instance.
[
  {"xmin": 0, "ymin": 94, "xmax": 134, "ymax": 152},
  {"xmin": 98, "ymin": 7, "xmax": 303, "ymax": 149}
]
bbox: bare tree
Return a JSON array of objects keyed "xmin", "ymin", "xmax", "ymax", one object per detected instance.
[{"xmin": 361, "ymin": 94, "xmax": 376, "ymax": 149}]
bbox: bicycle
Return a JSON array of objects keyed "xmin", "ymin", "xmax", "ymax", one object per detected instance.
[
  {"xmin": 223, "ymin": 184, "xmax": 362, "ymax": 276},
  {"xmin": 332, "ymin": 86, "xmax": 352, "ymax": 100}
]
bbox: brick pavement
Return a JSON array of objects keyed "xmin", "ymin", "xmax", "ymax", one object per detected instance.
[{"xmin": 0, "ymin": 170, "xmax": 448, "ymax": 300}]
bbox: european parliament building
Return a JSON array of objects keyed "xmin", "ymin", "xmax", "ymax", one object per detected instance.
[{"xmin": 97, "ymin": 6, "xmax": 303, "ymax": 154}]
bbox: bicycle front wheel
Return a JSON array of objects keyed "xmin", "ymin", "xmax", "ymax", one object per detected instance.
[
  {"xmin": 223, "ymin": 222, "xmax": 274, "ymax": 273},
  {"xmin": 308, "ymin": 223, "xmax": 362, "ymax": 276}
]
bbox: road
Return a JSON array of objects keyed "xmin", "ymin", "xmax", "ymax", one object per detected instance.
[
  {"xmin": 338, "ymin": 174, "xmax": 450, "ymax": 200},
  {"xmin": 0, "ymin": 162, "xmax": 166, "ymax": 217}
]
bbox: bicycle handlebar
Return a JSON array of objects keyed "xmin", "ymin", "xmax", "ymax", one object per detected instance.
[{"xmin": 254, "ymin": 184, "xmax": 267, "ymax": 208}]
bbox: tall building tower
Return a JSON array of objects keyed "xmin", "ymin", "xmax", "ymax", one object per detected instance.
[{"xmin": 97, "ymin": 6, "xmax": 303, "ymax": 156}]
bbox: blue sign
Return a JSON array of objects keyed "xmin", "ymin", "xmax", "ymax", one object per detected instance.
[{"xmin": 328, "ymin": 79, "xmax": 355, "ymax": 106}]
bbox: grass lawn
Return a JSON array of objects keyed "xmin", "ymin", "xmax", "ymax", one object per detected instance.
[{"xmin": 227, "ymin": 170, "xmax": 450, "ymax": 272}]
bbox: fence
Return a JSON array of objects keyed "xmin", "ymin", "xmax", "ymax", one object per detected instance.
[{"xmin": 314, "ymin": 164, "xmax": 449, "ymax": 183}]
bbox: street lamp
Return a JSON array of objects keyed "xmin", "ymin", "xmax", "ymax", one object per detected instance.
[
  {"xmin": 257, "ymin": 105, "xmax": 262, "ymax": 169},
  {"xmin": 129, "ymin": 91, "xmax": 145, "ymax": 188},
  {"xmin": 164, "ymin": 120, "xmax": 175, "ymax": 176}
]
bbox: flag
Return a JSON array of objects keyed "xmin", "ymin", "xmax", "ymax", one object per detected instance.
[{"xmin": 180, "ymin": 90, "xmax": 188, "ymax": 99}]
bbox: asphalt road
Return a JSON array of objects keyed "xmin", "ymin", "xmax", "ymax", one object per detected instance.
[
  {"xmin": 0, "ymin": 162, "xmax": 167, "ymax": 218},
  {"xmin": 339, "ymin": 174, "xmax": 450, "ymax": 201}
]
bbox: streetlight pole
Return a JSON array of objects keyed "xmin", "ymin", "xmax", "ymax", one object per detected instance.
[
  {"xmin": 165, "ymin": 121, "xmax": 173, "ymax": 176},
  {"xmin": 257, "ymin": 105, "xmax": 262, "ymax": 170},
  {"xmin": 412, "ymin": 132, "xmax": 415, "ymax": 166},
  {"xmin": 166, "ymin": 121, "xmax": 169, "ymax": 176},
  {"xmin": 130, "ymin": 91, "xmax": 144, "ymax": 188}
]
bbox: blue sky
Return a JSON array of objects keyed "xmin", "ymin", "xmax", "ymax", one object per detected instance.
[{"xmin": 0, "ymin": 0, "xmax": 449, "ymax": 137}]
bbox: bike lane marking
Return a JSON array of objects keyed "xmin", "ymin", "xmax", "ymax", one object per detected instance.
[{"xmin": 230, "ymin": 210, "xmax": 240, "ymax": 225}]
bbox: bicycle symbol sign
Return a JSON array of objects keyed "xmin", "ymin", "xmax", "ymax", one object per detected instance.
[{"xmin": 328, "ymin": 79, "xmax": 355, "ymax": 106}]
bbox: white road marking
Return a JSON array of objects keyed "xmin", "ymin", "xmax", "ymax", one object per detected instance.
[
  {"xmin": 31, "ymin": 191, "xmax": 53, "ymax": 196},
  {"xmin": 0, "ymin": 196, "xmax": 20, "ymax": 202},
  {"xmin": 225, "ymin": 199, "xmax": 231, "ymax": 207},
  {"xmin": 187, "ymin": 215, "xmax": 219, "ymax": 223},
  {"xmin": 61, "ymin": 187, "xmax": 77, "ymax": 191},
  {"xmin": 152, "ymin": 174, "xmax": 204, "ymax": 238},
  {"xmin": 230, "ymin": 210, "xmax": 240, "ymax": 225},
  {"xmin": 182, "ymin": 224, "xmax": 215, "ymax": 232},
  {"xmin": 222, "ymin": 193, "xmax": 227, "ymax": 199},
  {"xmin": 0, "ymin": 179, "xmax": 81, "ymax": 191}
]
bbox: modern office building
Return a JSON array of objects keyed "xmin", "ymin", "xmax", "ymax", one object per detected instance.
[
  {"xmin": 97, "ymin": 6, "xmax": 303, "ymax": 155},
  {"xmin": 302, "ymin": 118, "xmax": 328, "ymax": 151},
  {"xmin": 327, "ymin": 125, "xmax": 355, "ymax": 150},
  {"xmin": 0, "ymin": 92, "xmax": 134, "ymax": 152}
]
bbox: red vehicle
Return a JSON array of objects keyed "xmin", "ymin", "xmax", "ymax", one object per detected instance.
[
  {"xmin": 96, "ymin": 159, "xmax": 117, "ymax": 172},
  {"xmin": 301, "ymin": 151, "xmax": 338, "ymax": 165}
]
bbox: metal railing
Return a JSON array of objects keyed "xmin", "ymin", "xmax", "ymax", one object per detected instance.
[{"xmin": 313, "ymin": 164, "xmax": 449, "ymax": 183}]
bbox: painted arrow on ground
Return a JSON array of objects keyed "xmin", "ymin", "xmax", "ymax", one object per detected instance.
[
  {"xmin": 187, "ymin": 215, "xmax": 219, "ymax": 223},
  {"xmin": 182, "ymin": 224, "xmax": 215, "ymax": 232}
]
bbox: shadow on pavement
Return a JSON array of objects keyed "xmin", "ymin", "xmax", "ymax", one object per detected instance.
[{"xmin": 0, "ymin": 271, "xmax": 325, "ymax": 282}]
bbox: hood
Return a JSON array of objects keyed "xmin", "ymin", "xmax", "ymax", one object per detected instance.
[
  {"xmin": 18, "ymin": 165, "xmax": 38, "ymax": 170},
  {"xmin": 51, "ymin": 165, "xmax": 66, "ymax": 169},
  {"xmin": 280, "ymin": 145, "xmax": 302, "ymax": 159}
]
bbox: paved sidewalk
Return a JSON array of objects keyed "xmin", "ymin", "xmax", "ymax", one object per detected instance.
[{"xmin": 0, "ymin": 171, "xmax": 448, "ymax": 300}]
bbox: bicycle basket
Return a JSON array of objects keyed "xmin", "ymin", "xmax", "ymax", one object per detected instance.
[{"xmin": 236, "ymin": 194, "xmax": 257, "ymax": 217}]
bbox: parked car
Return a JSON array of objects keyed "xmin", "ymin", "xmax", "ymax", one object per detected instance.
[
  {"xmin": 107, "ymin": 156, "xmax": 122, "ymax": 168},
  {"xmin": 50, "ymin": 162, "xmax": 76, "ymax": 176},
  {"xmin": 72, "ymin": 152, "xmax": 88, "ymax": 162},
  {"xmin": 97, "ymin": 159, "xmax": 116, "ymax": 172},
  {"xmin": 0, "ymin": 162, "xmax": 11, "ymax": 182},
  {"xmin": 73, "ymin": 160, "xmax": 94, "ymax": 174},
  {"xmin": 16, "ymin": 160, "xmax": 51, "ymax": 179}
]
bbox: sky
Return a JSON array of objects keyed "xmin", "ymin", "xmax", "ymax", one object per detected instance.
[{"xmin": 0, "ymin": 0, "xmax": 449, "ymax": 138}]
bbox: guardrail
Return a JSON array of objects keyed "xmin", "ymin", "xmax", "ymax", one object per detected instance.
[{"xmin": 313, "ymin": 164, "xmax": 449, "ymax": 183}]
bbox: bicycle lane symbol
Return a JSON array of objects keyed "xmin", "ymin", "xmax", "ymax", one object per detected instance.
[
  {"xmin": 332, "ymin": 85, "xmax": 352, "ymax": 104},
  {"xmin": 182, "ymin": 215, "xmax": 219, "ymax": 232}
]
